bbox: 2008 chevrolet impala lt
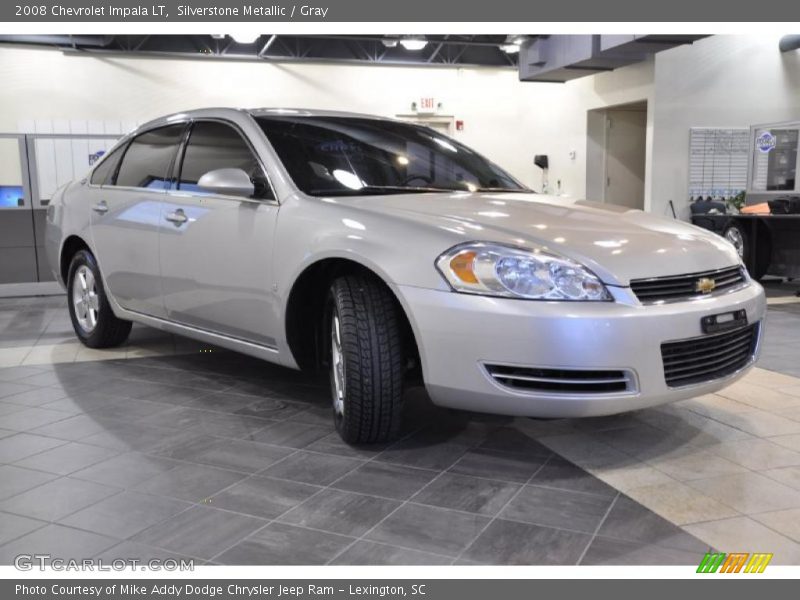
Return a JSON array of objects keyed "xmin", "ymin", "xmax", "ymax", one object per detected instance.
[{"xmin": 45, "ymin": 108, "xmax": 766, "ymax": 443}]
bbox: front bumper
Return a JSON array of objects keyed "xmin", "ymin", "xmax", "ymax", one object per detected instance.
[{"xmin": 395, "ymin": 281, "xmax": 766, "ymax": 418}]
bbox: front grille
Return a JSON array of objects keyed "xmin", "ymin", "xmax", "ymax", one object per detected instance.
[
  {"xmin": 485, "ymin": 364, "xmax": 634, "ymax": 394},
  {"xmin": 630, "ymin": 266, "xmax": 746, "ymax": 303},
  {"xmin": 661, "ymin": 324, "xmax": 759, "ymax": 388}
]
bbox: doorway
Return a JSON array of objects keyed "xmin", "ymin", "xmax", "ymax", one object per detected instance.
[
  {"xmin": 396, "ymin": 115, "xmax": 455, "ymax": 136},
  {"xmin": 586, "ymin": 101, "xmax": 647, "ymax": 210}
]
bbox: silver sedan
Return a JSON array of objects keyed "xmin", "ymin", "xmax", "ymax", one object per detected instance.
[{"xmin": 45, "ymin": 108, "xmax": 766, "ymax": 443}]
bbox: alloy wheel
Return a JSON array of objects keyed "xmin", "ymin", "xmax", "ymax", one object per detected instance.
[
  {"xmin": 724, "ymin": 227, "xmax": 745, "ymax": 258},
  {"xmin": 330, "ymin": 309, "xmax": 346, "ymax": 417},
  {"xmin": 72, "ymin": 265, "xmax": 100, "ymax": 333}
]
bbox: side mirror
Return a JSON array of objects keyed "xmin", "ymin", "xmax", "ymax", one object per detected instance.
[{"xmin": 196, "ymin": 168, "xmax": 255, "ymax": 198}]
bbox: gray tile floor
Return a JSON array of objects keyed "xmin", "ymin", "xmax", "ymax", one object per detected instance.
[{"xmin": 0, "ymin": 296, "xmax": 714, "ymax": 565}]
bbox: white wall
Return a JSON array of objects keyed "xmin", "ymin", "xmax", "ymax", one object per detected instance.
[
  {"xmin": 0, "ymin": 140, "xmax": 22, "ymax": 186},
  {"xmin": 522, "ymin": 60, "xmax": 655, "ymax": 205},
  {"xmin": 0, "ymin": 45, "xmax": 654, "ymax": 200},
  {"xmin": 6, "ymin": 37, "xmax": 797, "ymax": 220},
  {"xmin": 651, "ymin": 34, "xmax": 800, "ymax": 219}
]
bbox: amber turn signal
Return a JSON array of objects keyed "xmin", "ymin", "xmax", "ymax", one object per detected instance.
[{"xmin": 449, "ymin": 250, "xmax": 479, "ymax": 284}]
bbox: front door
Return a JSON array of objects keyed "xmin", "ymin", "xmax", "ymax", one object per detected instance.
[
  {"xmin": 90, "ymin": 123, "xmax": 186, "ymax": 317},
  {"xmin": 159, "ymin": 120, "xmax": 279, "ymax": 348}
]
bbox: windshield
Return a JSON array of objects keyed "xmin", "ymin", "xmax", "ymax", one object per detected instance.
[{"xmin": 255, "ymin": 116, "xmax": 527, "ymax": 196}]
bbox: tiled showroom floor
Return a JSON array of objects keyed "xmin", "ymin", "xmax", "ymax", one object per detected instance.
[{"xmin": 1, "ymin": 282, "xmax": 799, "ymax": 565}]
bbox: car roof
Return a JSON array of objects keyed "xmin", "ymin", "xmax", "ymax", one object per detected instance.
[
  {"xmin": 132, "ymin": 107, "xmax": 395, "ymax": 136},
  {"xmin": 250, "ymin": 107, "xmax": 393, "ymax": 120}
]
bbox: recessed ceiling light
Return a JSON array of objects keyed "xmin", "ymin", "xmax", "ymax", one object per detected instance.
[
  {"xmin": 400, "ymin": 37, "xmax": 428, "ymax": 51},
  {"xmin": 230, "ymin": 33, "xmax": 260, "ymax": 45},
  {"xmin": 501, "ymin": 35, "xmax": 527, "ymax": 53}
]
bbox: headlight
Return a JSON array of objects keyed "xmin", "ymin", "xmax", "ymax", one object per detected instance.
[{"xmin": 435, "ymin": 243, "xmax": 611, "ymax": 301}]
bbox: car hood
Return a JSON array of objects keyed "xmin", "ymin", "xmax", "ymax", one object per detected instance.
[{"xmin": 334, "ymin": 191, "xmax": 740, "ymax": 286}]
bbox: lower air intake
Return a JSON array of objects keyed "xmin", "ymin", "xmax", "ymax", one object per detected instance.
[{"xmin": 661, "ymin": 323, "xmax": 759, "ymax": 388}]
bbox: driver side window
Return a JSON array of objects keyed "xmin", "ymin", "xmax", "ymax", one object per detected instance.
[{"xmin": 178, "ymin": 121, "xmax": 273, "ymax": 199}]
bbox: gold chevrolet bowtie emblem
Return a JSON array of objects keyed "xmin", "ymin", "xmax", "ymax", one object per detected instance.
[{"xmin": 695, "ymin": 277, "xmax": 716, "ymax": 293}]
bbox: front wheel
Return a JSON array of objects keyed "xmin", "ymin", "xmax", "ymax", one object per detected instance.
[
  {"xmin": 327, "ymin": 274, "xmax": 405, "ymax": 444},
  {"xmin": 67, "ymin": 250, "xmax": 132, "ymax": 348}
]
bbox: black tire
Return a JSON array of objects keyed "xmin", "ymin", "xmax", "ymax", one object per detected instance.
[
  {"xmin": 326, "ymin": 274, "xmax": 404, "ymax": 444},
  {"xmin": 723, "ymin": 221, "xmax": 770, "ymax": 281},
  {"xmin": 66, "ymin": 250, "xmax": 132, "ymax": 348}
]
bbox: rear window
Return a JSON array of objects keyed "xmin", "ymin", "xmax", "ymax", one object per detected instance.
[
  {"xmin": 114, "ymin": 124, "xmax": 185, "ymax": 189},
  {"xmin": 89, "ymin": 144, "xmax": 126, "ymax": 186}
]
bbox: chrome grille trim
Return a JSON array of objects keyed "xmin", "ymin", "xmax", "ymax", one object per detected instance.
[
  {"xmin": 484, "ymin": 364, "xmax": 637, "ymax": 395},
  {"xmin": 661, "ymin": 323, "xmax": 759, "ymax": 388},
  {"xmin": 630, "ymin": 266, "xmax": 747, "ymax": 304}
]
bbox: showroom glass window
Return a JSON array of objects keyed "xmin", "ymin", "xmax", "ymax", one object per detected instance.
[
  {"xmin": 114, "ymin": 124, "xmax": 186, "ymax": 189},
  {"xmin": 751, "ymin": 128, "xmax": 799, "ymax": 192},
  {"xmin": 89, "ymin": 144, "xmax": 126, "ymax": 186},
  {"xmin": 256, "ymin": 116, "xmax": 525, "ymax": 196},
  {"xmin": 178, "ymin": 121, "xmax": 272, "ymax": 198}
]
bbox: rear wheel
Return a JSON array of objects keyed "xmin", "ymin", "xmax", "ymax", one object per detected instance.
[
  {"xmin": 723, "ymin": 221, "xmax": 770, "ymax": 281},
  {"xmin": 67, "ymin": 250, "xmax": 132, "ymax": 348},
  {"xmin": 326, "ymin": 274, "xmax": 404, "ymax": 444}
]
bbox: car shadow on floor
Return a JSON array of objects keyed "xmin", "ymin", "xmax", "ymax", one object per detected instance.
[{"xmin": 28, "ymin": 348, "xmax": 714, "ymax": 565}]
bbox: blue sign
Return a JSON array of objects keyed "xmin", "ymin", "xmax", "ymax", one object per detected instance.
[{"xmin": 756, "ymin": 131, "xmax": 777, "ymax": 153}]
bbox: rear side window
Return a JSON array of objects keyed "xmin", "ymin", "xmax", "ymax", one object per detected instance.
[
  {"xmin": 89, "ymin": 144, "xmax": 126, "ymax": 186},
  {"xmin": 178, "ymin": 121, "xmax": 271, "ymax": 198},
  {"xmin": 114, "ymin": 124, "xmax": 185, "ymax": 189}
]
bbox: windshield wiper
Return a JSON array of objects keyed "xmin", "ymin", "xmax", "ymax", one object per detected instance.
[{"xmin": 308, "ymin": 185, "xmax": 455, "ymax": 196}]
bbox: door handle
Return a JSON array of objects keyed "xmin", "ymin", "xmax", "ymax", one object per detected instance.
[
  {"xmin": 92, "ymin": 201, "xmax": 108, "ymax": 214},
  {"xmin": 165, "ymin": 209, "xmax": 188, "ymax": 225}
]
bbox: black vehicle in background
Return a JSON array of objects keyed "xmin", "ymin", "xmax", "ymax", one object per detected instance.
[{"xmin": 692, "ymin": 122, "xmax": 800, "ymax": 281}]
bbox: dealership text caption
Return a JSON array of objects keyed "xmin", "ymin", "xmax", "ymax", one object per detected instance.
[
  {"xmin": 14, "ymin": 4, "xmax": 330, "ymax": 19},
  {"xmin": 15, "ymin": 585, "xmax": 426, "ymax": 598}
]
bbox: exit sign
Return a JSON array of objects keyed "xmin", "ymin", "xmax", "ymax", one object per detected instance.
[{"xmin": 417, "ymin": 97, "xmax": 437, "ymax": 114}]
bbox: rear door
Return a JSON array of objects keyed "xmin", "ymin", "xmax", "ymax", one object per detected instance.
[
  {"xmin": 159, "ymin": 119, "xmax": 280, "ymax": 347},
  {"xmin": 90, "ymin": 123, "xmax": 186, "ymax": 317}
]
